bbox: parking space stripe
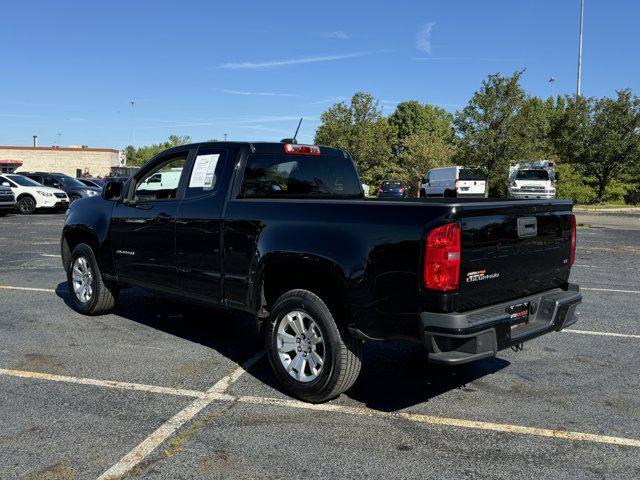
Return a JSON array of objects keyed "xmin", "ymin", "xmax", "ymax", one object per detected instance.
[
  {"xmin": 0, "ymin": 369, "xmax": 205, "ymax": 398},
  {"xmin": 0, "ymin": 285, "xmax": 56, "ymax": 293},
  {"xmin": 235, "ymin": 395, "xmax": 640, "ymax": 448},
  {"xmin": 96, "ymin": 351, "xmax": 264, "ymax": 480},
  {"xmin": 583, "ymin": 287, "xmax": 640, "ymax": 294},
  {"xmin": 564, "ymin": 329, "xmax": 640, "ymax": 339}
]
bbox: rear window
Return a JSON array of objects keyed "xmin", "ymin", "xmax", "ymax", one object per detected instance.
[
  {"xmin": 381, "ymin": 180, "xmax": 403, "ymax": 189},
  {"xmin": 459, "ymin": 168, "xmax": 486, "ymax": 181},
  {"xmin": 516, "ymin": 169, "xmax": 549, "ymax": 180},
  {"xmin": 240, "ymin": 154, "xmax": 362, "ymax": 198}
]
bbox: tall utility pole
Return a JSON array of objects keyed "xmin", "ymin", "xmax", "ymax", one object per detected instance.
[
  {"xmin": 577, "ymin": 0, "xmax": 585, "ymax": 96},
  {"xmin": 33, "ymin": 135, "xmax": 38, "ymax": 147},
  {"xmin": 130, "ymin": 100, "xmax": 136, "ymax": 147}
]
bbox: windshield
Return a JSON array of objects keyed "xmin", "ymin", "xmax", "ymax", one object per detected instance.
[
  {"xmin": 241, "ymin": 154, "xmax": 362, "ymax": 198},
  {"xmin": 5, "ymin": 174, "xmax": 41, "ymax": 186},
  {"xmin": 459, "ymin": 168, "xmax": 486, "ymax": 181},
  {"xmin": 381, "ymin": 180, "xmax": 403, "ymax": 190},
  {"xmin": 55, "ymin": 175, "xmax": 87, "ymax": 188},
  {"xmin": 516, "ymin": 169, "xmax": 549, "ymax": 180}
]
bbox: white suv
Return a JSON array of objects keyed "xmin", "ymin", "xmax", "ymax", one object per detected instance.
[{"xmin": 0, "ymin": 173, "xmax": 70, "ymax": 214}]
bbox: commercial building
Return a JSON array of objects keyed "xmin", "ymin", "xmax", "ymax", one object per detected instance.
[{"xmin": 0, "ymin": 145, "xmax": 126, "ymax": 177}]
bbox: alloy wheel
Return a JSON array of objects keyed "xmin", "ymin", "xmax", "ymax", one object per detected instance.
[
  {"xmin": 72, "ymin": 256, "xmax": 94, "ymax": 303},
  {"xmin": 276, "ymin": 310, "xmax": 325, "ymax": 383}
]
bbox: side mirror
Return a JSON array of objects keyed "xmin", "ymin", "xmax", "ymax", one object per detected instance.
[{"xmin": 103, "ymin": 181, "xmax": 123, "ymax": 201}]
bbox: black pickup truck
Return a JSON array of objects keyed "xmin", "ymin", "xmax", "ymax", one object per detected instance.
[{"xmin": 61, "ymin": 141, "xmax": 581, "ymax": 402}]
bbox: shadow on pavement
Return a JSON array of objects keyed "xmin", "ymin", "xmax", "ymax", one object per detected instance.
[{"xmin": 55, "ymin": 282, "xmax": 509, "ymax": 412}]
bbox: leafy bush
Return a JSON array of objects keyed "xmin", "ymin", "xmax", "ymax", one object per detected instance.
[{"xmin": 555, "ymin": 164, "xmax": 596, "ymax": 204}]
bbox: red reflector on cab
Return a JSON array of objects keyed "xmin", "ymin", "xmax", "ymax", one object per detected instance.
[
  {"xmin": 570, "ymin": 214, "xmax": 576, "ymax": 266},
  {"xmin": 284, "ymin": 144, "xmax": 321, "ymax": 155},
  {"xmin": 424, "ymin": 223, "xmax": 461, "ymax": 291}
]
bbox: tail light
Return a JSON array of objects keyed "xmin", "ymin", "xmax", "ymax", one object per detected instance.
[
  {"xmin": 454, "ymin": 178, "xmax": 459, "ymax": 191},
  {"xmin": 570, "ymin": 214, "xmax": 576, "ymax": 266},
  {"xmin": 284, "ymin": 144, "xmax": 321, "ymax": 155},
  {"xmin": 400, "ymin": 187, "xmax": 405, "ymax": 193},
  {"xmin": 424, "ymin": 223, "xmax": 461, "ymax": 291}
]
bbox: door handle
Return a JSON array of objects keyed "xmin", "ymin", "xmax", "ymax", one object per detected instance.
[{"xmin": 154, "ymin": 212, "xmax": 174, "ymax": 223}]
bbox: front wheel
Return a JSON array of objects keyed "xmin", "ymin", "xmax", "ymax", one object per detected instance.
[
  {"xmin": 67, "ymin": 243, "xmax": 118, "ymax": 315},
  {"xmin": 266, "ymin": 289, "xmax": 362, "ymax": 403},
  {"xmin": 17, "ymin": 196, "xmax": 36, "ymax": 214},
  {"xmin": 69, "ymin": 194, "xmax": 81, "ymax": 203}
]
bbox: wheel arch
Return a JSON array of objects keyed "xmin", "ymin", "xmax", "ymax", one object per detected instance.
[
  {"xmin": 255, "ymin": 254, "xmax": 351, "ymax": 326},
  {"xmin": 61, "ymin": 225, "xmax": 101, "ymax": 273}
]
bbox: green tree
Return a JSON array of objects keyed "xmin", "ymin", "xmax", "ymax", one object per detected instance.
[
  {"xmin": 314, "ymin": 93, "xmax": 395, "ymax": 186},
  {"xmin": 398, "ymin": 130, "xmax": 454, "ymax": 195},
  {"xmin": 125, "ymin": 135, "xmax": 192, "ymax": 166},
  {"xmin": 388, "ymin": 101, "xmax": 453, "ymax": 144},
  {"xmin": 454, "ymin": 70, "xmax": 532, "ymax": 197},
  {"xmin": 552, "ymin": 90, "xmax": 640, "ymax": 202}
]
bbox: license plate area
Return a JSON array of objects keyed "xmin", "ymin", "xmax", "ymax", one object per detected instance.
[{"xmin": 506, "ymin": 302, "xmax": 530, "ymax": 330}]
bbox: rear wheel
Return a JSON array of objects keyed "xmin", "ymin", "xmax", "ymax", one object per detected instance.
[
  {"xmin": 69, "ymin": 194, "xmax": 81, "ymax": 203},
  {"xmin": 67, "ymin": 244, "xmax": 118, "ymax": 315},
  {"xmin": 444, "ymin": 189, "xmax": 457, "ymax": 198},
  {"xmin": 419, "ymin": 189, "xmax": 426, "ymax": 198},
  {"xmin": 17, "ymin": 196, "xmax": 36, "ymax": 214},
  {"xmin": 266, "ymin": 289, "xmax": 362, "ymax": 403}
]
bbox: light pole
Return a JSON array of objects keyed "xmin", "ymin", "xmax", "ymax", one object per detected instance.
[
  {"xmin": 33, "ymin": 135, "xmax": 38, "ymax": 147},
  {"xmin": 548, "ymin": 77, "xmax": 556, "ymax": 98},
  {"xmin": 130, "ymin": 100, "xmax": 136, "ymax": 147},
  {"xmin": 224, "ymin": 133, "xmax": 228, "ymax": 141},
  {"xmin": 577, "ymin": 0, "xmax": 585, "ymax": 96},
  {"xmin": 58, "ymin": 133, "xmax": 62, "ymax": 147}
]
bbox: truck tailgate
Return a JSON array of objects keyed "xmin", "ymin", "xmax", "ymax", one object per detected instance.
[{"xmin": 455, "ymin": 200, "xmax": 574, "ymax": 311}]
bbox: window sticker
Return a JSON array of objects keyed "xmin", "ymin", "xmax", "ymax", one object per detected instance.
[{"xmin": 189, "ymin": 154, "xmax": 220, "ymax": 189}]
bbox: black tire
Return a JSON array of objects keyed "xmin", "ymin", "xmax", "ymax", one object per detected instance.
[
  {"xmin": 66, "ymin": 243, "xmax": 118, "ymax": 315},
  {"xmin": 17, "ymin": 195, "xmax": 37, "ymax": 214},
  {"xmin": 444, "ymin": 189, "xmax": 457, "ymax": 198},
  {"xmin": 266, "ymin": 289, "xmax": 363, "ymax": 403},
  {"xmin": 419, "ymin": 189, "xmax": 426, "ymax": 198},
  {"xmin": 0, "ymin": 211, "xmax": 7, "ymax": 217},
  {"xmin": 69, "ymin": 194, "xmax": 81, "ymax": 203}
]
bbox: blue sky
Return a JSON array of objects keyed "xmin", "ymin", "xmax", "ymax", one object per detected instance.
[{"xmin": 1, "ymin": 0, "xmax": 638, "ymax": 149}]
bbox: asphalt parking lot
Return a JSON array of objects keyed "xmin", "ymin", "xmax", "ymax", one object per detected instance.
[{"xmin": 1, "ymin": 210, "xmax": 639, "ymax": 479}]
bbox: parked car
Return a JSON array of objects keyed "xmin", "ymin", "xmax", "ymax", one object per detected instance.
[
  {"xmin": 78, "ymin": 178, "xmax": 106, "ymax": 189},
  {"xmin": 508, "ymin": 168, "xmax": 556, "ymax": 200},
  {"xmin": 61, "ymin": 141, "xmax": 581, "ymax": 403},
  {"xmin": 420, "ymin": 166, "xmax": 486, "ymax": 198},
  {"xmin": 0, "ymin": 173, "xmax": 69, "ymax": 214},
  {"xmin": 0, "ymin": 183, "xmax": 16, "ymax": 216},
  {"xmin": 377, "ymin": 179, "xmax": 408, "ymax": 198},
  {"xmin": 19, "ymin": 172, "xmax": 101, "ymax": 203}
]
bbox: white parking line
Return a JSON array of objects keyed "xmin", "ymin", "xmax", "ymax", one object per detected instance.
[
  {"xmin": 40, "ymin": 253, "xmax": 61, "ymax": 258},
  {"xmin": 564, "ymin": 329, "xmax": 640, "ymax": 339},
  {"xmin": 583, "ymin": 287, "xmax": 640, "ymax": 294},
  {"xmin": 0, "ymin": 369, "xmax": 205, "ymax": 398},
  {"xmin": 0, "ymin": 285, "xmax": 56, "ymax": 293},
  {"xmin": 96, "ymin": 351, "xmax": 264, "ymax": 480},
  {"xmin": 236, "ymin": 396, "xmax": 640, "ymax": 448},
  {"xmin": 3, "ymin": 362, "xmax": 640, "ymax": 453}
]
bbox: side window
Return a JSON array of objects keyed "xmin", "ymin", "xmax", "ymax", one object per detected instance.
[
  {"xmin": 134, "ymin": 154, "xmax": 188, "ymax": 201},
  {"xmin": 184, "ymin": 148, "xmax": 226, "ymax": 199},
  {"xmin": 43, "ymin": 176, "xmax": 58, "ymax": 188}
]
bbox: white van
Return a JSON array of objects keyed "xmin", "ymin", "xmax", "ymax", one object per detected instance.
[{"xmin": 420, "ymin": 166, "xmax": 486, "ymax": 198}]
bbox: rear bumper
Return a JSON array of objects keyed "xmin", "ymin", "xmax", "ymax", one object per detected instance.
[
  {"xmin": 508, "ymin": 191, "xmax": 555, "ymax": 200},
  {"xmin": 0, "ymin": 201, "xmax": 16, "ymax": 209},
  {"xmin": 419, "ymin": 284, "xmax": 581, "ymax": 365}
]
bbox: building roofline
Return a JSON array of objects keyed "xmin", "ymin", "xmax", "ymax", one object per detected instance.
[{"xmin": 0, "ymin": 145, "xmax": 120, "ymax": 154}]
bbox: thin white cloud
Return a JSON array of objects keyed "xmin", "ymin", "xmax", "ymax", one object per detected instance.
[
  {"xmin": 308, "ymin": 96, "xmax": 346, "ymax": 105},
  {"xmin": 416, "ymin": 22, "xmax": 436, "ymax": 54},
  {"xmin": 412, "ymin": 56, "xmax": 517, "ymax": 61},
  {"xmin": 215, "ymin": 88, "xmax": 298, "ymax": 97},
  {"xmin": 0, "ymin": 113, "xmax": 42, "ymax": 118},
  {"xmin": 218, "ymin": 51, "xmax": 377, "ymax": 69},
  {"xmin": 320, "ymin": 31, "xmax": 350, "ymax": 39}
]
